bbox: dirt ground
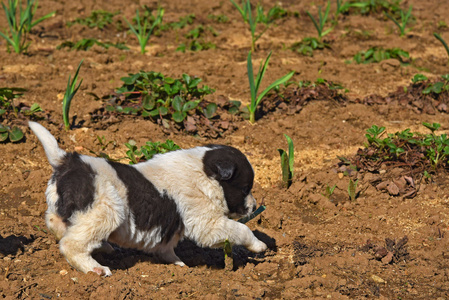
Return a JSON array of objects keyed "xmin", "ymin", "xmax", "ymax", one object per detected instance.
[{"xmin": 1, "ymin": 0, "xmax": 449, "ymax": 298}]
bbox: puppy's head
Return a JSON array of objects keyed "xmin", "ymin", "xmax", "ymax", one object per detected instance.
[{"xmin": 203, "ymin": 145, "xmax": 257, "ymax": 219}]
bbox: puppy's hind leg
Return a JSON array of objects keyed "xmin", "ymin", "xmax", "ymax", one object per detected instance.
[
  {"xmin": 153, "ymin": 232, "xmax": 185, "ymax": 266},
  {"xmin": 60, "ymin": 183, "xmax": 124, "ymax": 276}
]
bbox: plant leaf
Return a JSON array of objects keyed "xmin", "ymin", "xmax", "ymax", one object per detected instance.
[{"xmin": 9, "ymin": 126, "xmax": 24, "ymax": 142}]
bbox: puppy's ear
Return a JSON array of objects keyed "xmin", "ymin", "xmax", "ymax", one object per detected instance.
[
  {"xmin": 216, "ymin": 161, "xmax": 235, "ymax": 181},
  {"xmin": 205, "ymin": 160, "xmax": 235, "ymax": 181}
]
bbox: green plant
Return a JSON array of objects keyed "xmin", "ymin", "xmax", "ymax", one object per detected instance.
[
  {"xmin": 67, "ymin": 10, "xmax": 119, "ymax": 29},
  {"xmin": 422, "ymin": 75, "xmax": 449, "ymax": 95},
  {"xmin": 176, "ymin": 25, "xmax": 217, "ymax": 52},
  {"xmin": 290, "ymin": 37, "xmax": 330, "ymax": 56},
  {"xmin": 348, "ymin": 179, "xmax": 358, "ymax": 201},
  {"xmin": 384, "ymin": 6, "xmax": 412, "ymax": 37},
  {"xmin": 208, "ymin": 14, "xmax": 229, "ymax": 23},
  {"xmin": 352, "ymin": 47, "xmax": 409, "ymax": 64},
  {"xmin": 0, "ymin": 0, "xmax": 55, "ymax": 53},
  {"xmin": 238, "ymin": 205, "xmax": 266, "ymax": 223},
  {"xmin": 57, "ymin": 38, "xmax": 129, "ymax": 51},
  {"xmin": 306, "ymin": 1, "xmax": 333, "ymax": 40},
  {"xmin": 278, "ymin": 134, "xmax": 294, "ymax": 188},
  {"xmin": 411, "ymin": 73, "xmax": 428, "ymax": 84},
  {"xmin": 246, "ymin": 51, "xmax": 294, "ymax": 123},
  {"xmin": 124, "ymin": 7, "xmax": 164, "ymax": 54},
  {"xmin": 433, "ymin": 33, "xmax": 449, "ymax": 65},
  {"xmin": 0, "ymin": 124, "xmax": 23, "ymax": 142},
  {"xmin": 364, "ymin": 123, "xmax": 449, "ymax": 169},
  {"xmin": 125, "ymin": 139, "xmax": 181, "ymax": 164},
  {"xmin": 230, "ymin": 0, "xmax": 286, "ymax": 51},
  {"xmin": 345, "ymin": 0, "xmax": 401, "ymax": 16},
  {"xmin": 62, "ymin": 60, "xmax": 83, "ymax": 131},
  {"xmin": 112, "ymin": 71, "xmax": 215, "ymax": 126},
  {"xmin": 323, "ymin": 184, "xmax": 336, "ymax": 199}
]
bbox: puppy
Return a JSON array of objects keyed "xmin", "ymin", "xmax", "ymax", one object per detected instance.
[{"xmin": 29, "ymin": 121, "xmax": 267, "ymax": 276}]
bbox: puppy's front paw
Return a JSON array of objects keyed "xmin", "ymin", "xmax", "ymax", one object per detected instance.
[
  {"xmin": 92, "ymin": 266, "xmax": 112, "ymax": 277},
  {"xmin": 247, "ymin": 239, "xmax": 267, "ymax": 253}
]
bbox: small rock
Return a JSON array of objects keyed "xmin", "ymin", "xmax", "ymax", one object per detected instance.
[
  {"xmin": 60, "ymin": 269, "xmax": 68, "ymax": 276},
  {"xmin": 371, "ymin": 274, "xmax": 386, "ymax": 283}
]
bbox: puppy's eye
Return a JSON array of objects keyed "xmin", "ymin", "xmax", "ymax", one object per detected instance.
[{"xmin": 242, "ymin": 186, "xmax": 251, "ymax": 195}]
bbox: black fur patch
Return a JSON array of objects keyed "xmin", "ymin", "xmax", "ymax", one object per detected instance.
[
  {"xmin": 107, "ymin": 161, "xmax": 184, "ymax": 243},
  {"xmin": 203, "ymin": 145, "xmax": 254, "ymax": 216},
  {"xmin": 53, "ymin": 152, "xmax": 96, "ymax": 223}
]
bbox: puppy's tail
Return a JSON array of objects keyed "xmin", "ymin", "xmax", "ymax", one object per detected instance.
[{"xmin": 29, "ymin": 121, "xmax": 66, "ymax": 168}]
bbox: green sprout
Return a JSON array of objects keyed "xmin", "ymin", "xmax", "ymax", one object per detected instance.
[
  {"xmin": 278, "ymin": 134, "xmax": 294, "ymax": 188},
  {"xmin": 0, "ymin": 124, "xmax": 23, "ymax": 142},
  {"xmin": 306, "ymin": 1, "xmax": 333, "ymax": 40},
  {"xmin": 246, "ymin": 51, "xmax": 294, "ymax": 123},
  {"xmin": 384, "ymin": 6, "xmax": 412, "ymax": 37},
  {"xmin": 323, "ymin": 184, "xmax": 336, "ymax": 199},
  {"xmin": 124, "ymin": 7, "xmax": 164, "ymax": 54},
  {"xmin": 62, "ymin": 60, "xmax": 83, "ymax": 131},
  {"xmin": 348, "ymin": 179, "xmax": 358, "ymax": 201},
  {"xmin": 125, "ymin": 139, "xmax": 181, "ymax": 164},
  {"xmin": 0, "ymin": 0, "xmax": 55, "ymax": 53},
  {"xmin": 433, "ymin": 33, "xmax": 449, "ymax": 65}
]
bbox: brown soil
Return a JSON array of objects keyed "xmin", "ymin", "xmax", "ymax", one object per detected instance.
[{"xmin": 2, "ymin": 0, "xmax": 449, "ymax": 298}]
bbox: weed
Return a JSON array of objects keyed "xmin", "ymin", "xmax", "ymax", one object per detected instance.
[
  {"xmin": 67, "ymin": 10, "xmax": 119, "ymax": 29},
  {"xmin": 323, "ymin": 184, "xmax": 336, "ymax": 199},
  {"xmin": 176, "ymin": 25, "xmax": 217, "ymax": 52},
  {"xmin": 345, "ymin": 0, "xmax": 401, "ymax": 16},
  {"xmin": 290, "ymin": 37, "xmax": 330, "ymax": 56},
  {"xmin": 246, "ymin": 51, "xmax": 294, "ymax": 123},
  {"xmin": 111, "ymin": 71, "xmax": 215, "ymax": 126},
  {"xmin": 57, "ymin": 38, "xmax": 129, "ymax": 51},
  {"xmin": 0, "ymin": 0, "xmax": 55, "ymax": 53},
  {"xmin": 352, "ymin": 47, "xmax": 409, "ymax": 64},
  {"xmin": 348, "ymin": 179, "xmax": 358, "ymax": 201},
  {"xmin": 364, "ymin": 123, "xmax": 449, "ymax": 169},
  {"xmin": 62, "ymin": 60, "xmax": 83, "ymax": 131},
  {"xmin": 422, "ymin": 75, "xmax": 449, "ymax": 95},
  {"xmin": 306, "ymin": 1, "xmax": 333, "ymax": 40},
  {"xmin": 124, "ymin": 7, "xmax": 164, "ymax": 54},
  {"xmin": 0, "ymin": 124, "xmax": 23, "ymax": 142},
  {"xmin": 230, "ymin": 0, "xmax": 287, "ymax": 51},
  {"xmin": 278, "ymin": 134, "xmax": 294, "ymax": 188},
  {"xmin": 208, "ymin": 14, "xmax": 229, "ymax": 23},
  {"xmin": 411, "ymin": 73, "xmax": 428, "ymax": 84},
  {"xmin": 125, "ymin": 139, "xmax": 181, "ymax": 164},
  {"xmin": 433, "ymin": 33, "xmax": 449, "ymax": 65},
  {"xmin": 385, "ymin": 6, "xmax": 412, "ymax": 37}
]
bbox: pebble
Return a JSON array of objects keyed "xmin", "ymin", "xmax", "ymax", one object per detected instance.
[{"xmin": 371, "ymin": 274, "xmax": 386, "ymax": 283}]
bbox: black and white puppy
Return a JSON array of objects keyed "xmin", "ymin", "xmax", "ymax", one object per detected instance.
[{"xmin": 29, "ymin": 121, "xmax": 267, "ymax": 276}]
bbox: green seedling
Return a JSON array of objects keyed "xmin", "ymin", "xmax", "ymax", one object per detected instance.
[
  {"xmin": 384, "ymin": 5, "xmax": 412, "ymax": 37},
  {"xmin": 422, "ymin": 75, "xmax": 449, "ymax": 95},
  {"xmin": 348, "ymin": 179, "xmax": 358, "ymax": 201},
  {"xmin": 290, "ymin": 37, "xmax": 330, "ymax": 56},
  {"xmin": 364, "ymin": 123, "xmax": 449, "ymax": 169},
  {"xmin": 208, "ymin": 14, "xmax": 229, "ymax": 23},
  {"xmin": 346, "ymin": 0, "xmax": 401, "ymax": 16},
  {"xmin": 0, "ymin": 124, "xmax": 23, "ymax": 142},
  {"xmin": 238, "ymin": 205, "xmax": 266, "ymax": 223},
  {"xmin": 112, "ymin": 71, "xmax": 214, "ymax": 127},
  {"xmin": 306, "ymin": 1, "xmax": 333, "ymax": 40},
  {"xmin": 352, "ymin": 47, "xmax": 409, "ymax": 64},
  {"xmin": 62, "ymin": 60, "xmax": 83, "ymax": 131},
  {"xmin": 230, "ymin": 0, "xmax": 286, "ymax": 51},
  {"xmin": 57, "ymin": 39, "xmax": 129, "ymax": 51},
  {"xmin": 67, "ymin": 10, "xmax": 119, "ymax": 29},
  {"xmin": 0, "ymin": 0, "xmax": 55, "ymax": 53},
  {"xmin": 278, "ymin": 134, "xmax": 294, "ymax": 188},
  {"xmin": 323, "ymin": 184, "xmax": 336, "ymax": 199},
  {"xmin": 411, "ymin": 74, "xmax": 428, "ymax": 84},
  {"xmin": 246, "ymin": 51, "xmax": 294, "ymax": 123},
  {"xmin": 176, "ymin": 25, "xmax": 217, "ymax": 52},
  {"xmin": 433, "ymin": 33, "xmax": 449, "ymax": 65},
  {"xmin": 125, "ymin": 139, "xmax": 181, "ymax": 164},
  {"xmin": 124, "ymin": 7, "xmax": 164, "ymax": 54}
]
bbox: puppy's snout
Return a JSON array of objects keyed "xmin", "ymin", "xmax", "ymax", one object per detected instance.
[{"xmin": 246, "ymin": 192, "xmax": 257, "ymax": 214}]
